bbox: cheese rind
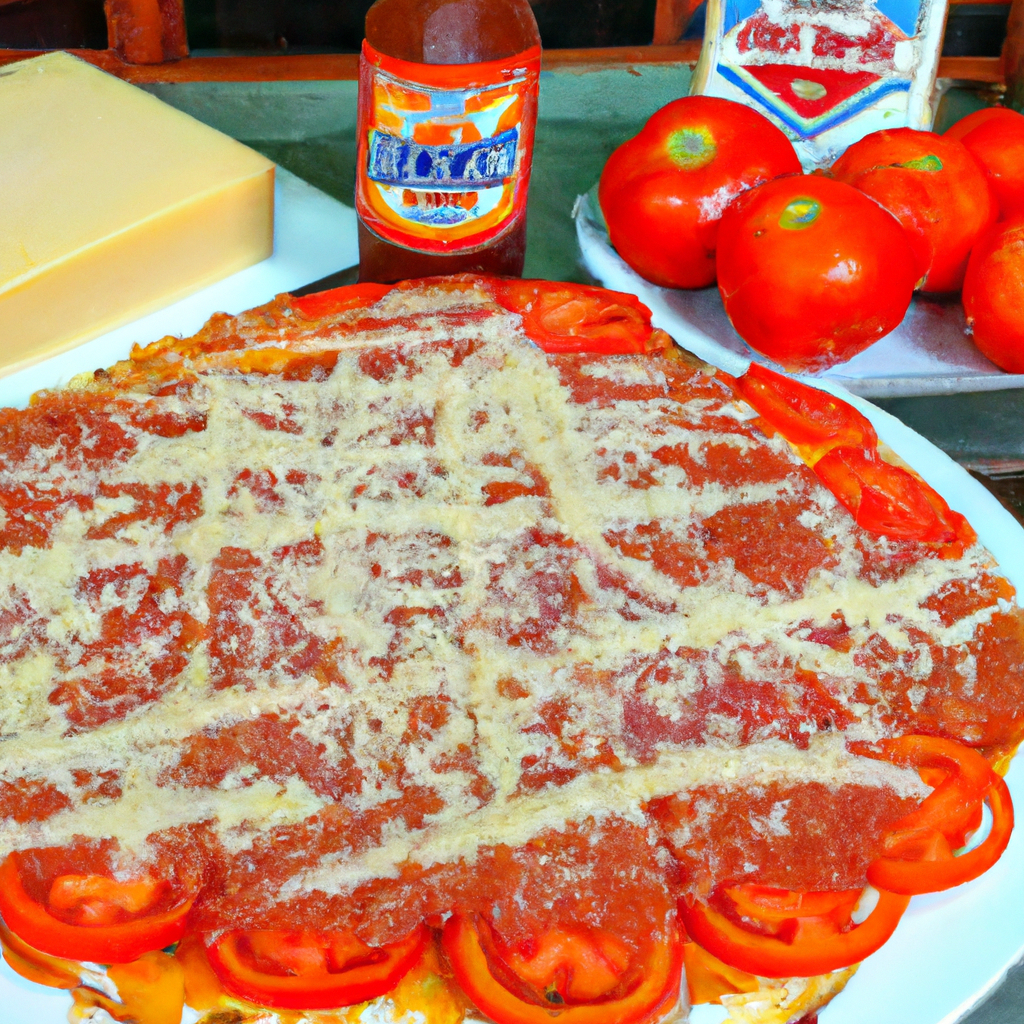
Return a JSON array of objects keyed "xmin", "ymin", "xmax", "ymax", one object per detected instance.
[{"xmin": 0, "ymin": 52, "xmax": 274, "ymax": 377}]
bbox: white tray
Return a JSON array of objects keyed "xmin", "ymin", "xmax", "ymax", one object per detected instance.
[{"xmin": 575, "ymin": 191, "xmax": 1024, "ymax": 399}]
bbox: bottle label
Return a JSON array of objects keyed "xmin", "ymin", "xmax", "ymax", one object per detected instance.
[{"xmin": 356, "ymin": 40, "xmax": 541, "ymax": 255}]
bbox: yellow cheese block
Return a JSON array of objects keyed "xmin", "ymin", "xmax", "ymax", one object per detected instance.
[{"xmin": 0, "ymin": 51, "xmax": 275, "ymax": 376}]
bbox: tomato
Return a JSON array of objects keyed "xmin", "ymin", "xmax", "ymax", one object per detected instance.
[
  {"xmin": 290, "ymin": 283, "xmax": 394, "ymax": 319},
  {"xmin": 733, "ymin": 363, "xmax": 877, "ymax": 464},
  {"xmin": 442, "ymin": 914, "xmax": 683, "ymax": 1024},
  {"xmin": 486, "ymin": 279, "xmax": 672, "ymax": 355},
  {"xmin": 731, "ymin": 364, "xmax": 976, "ymax": 553},
  {"xmin": 831, "ymin": 127, "xmax": 996, "ymax": 293},
  {"xmin": 813, "ymin": 445, "xmax": 973, "ymax": 549},
  {"xmin": 599, "ymin": 96, "xmax": 801, "ymax": 289},
  {"xmin": 293, "ymin": 276, "xmax": 674, "ymax": 357},
  {"xmin": 204, "ymin": 925, "xmax": 429, "ymax": 1010},
  {"xmin": 678, "ymin": 884, "xmax": 910, "ymax": 978},
  {"xmin": 0, "ymin": 853, "xmax": 193, "ymax": 964},
  {"xmin": 853, "ymin": 736, "xmax": 1014, "ymax": 894},
  {"xmin": 716, "ymin": 176, "xmax": 918, "ymax": 372},
  {"xmin": 945, "ymin": 107, "xmax": 1024, "ymax": 221},
  {"xmin": 962, "ymin": 218, "xmax": 1024, "ymax": 373},
  {"xmin": 945, "ymin": 106, "xmax": 1016, "ymax": 140}
]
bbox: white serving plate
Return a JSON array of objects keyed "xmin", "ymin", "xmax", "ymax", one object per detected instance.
[
  {"xmin": 2, "ymin": 184, "xmax": 1022, "ymax": 1023},
  {"xmin": 574, "ymin": 191, "xmax": 1024, "ymax": 399}
]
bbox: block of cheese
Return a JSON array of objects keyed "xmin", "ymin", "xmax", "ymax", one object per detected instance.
[{"xmin": 0, "ymin": 52, "xmax": 275, "ymax": 377}]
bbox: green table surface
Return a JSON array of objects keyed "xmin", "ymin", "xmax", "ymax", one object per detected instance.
[{"xmin": 144, "ymin": 68, "xmax": 1024, "ymax": 1023}]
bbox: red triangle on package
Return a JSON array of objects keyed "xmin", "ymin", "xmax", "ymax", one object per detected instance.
[{"xmin": 743, "ymin": 64, "xmax": 882, "ymax": 119}]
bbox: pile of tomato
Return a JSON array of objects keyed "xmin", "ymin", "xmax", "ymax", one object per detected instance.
[{"xmin": 599, "ymin": 97, "xmax": 1024, "ymax": 374}]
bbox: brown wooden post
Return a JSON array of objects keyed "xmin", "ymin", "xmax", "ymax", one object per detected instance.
[
  {"xmin": 653, "ymin": 0, "xmax": 706, "ymax": 44},
  {"xmin": 105, "ymin": 0, "xmax": 188, "ymax": 64},
  {"xmin": 1004, "ymin": 0, "xmax": 1024, "ymax": 110}
]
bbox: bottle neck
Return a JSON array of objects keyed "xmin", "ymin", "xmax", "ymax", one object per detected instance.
[
  {"xmin": 364, "ymin": 0, "xmax": 540, "ymax": 64},
  {"xmin": 361, "ymin": 39, "xmax": 541, "ymax": 89}
]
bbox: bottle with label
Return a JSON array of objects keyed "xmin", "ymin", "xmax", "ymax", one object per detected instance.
[{"xmin": 356, "ymin": 0, "xmax": 542, "ymax": 282}]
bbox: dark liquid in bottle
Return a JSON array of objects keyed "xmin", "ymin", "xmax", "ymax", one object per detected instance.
[{"xmin": 358, "ymin": 0, "xmax": 541, "ymax": 283}]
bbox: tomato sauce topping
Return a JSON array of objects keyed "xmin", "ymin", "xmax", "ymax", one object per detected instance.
[
  {"xmin": 0, "ymin": 279, "xmax": 1021, "ymax": 975},
  {"xmin": 652, "ymin": 781, "xmax": 920, "ymax": 894},
  {"xmin": 49, "ymin": 556, "xmax": 202, "ymax": 731}
]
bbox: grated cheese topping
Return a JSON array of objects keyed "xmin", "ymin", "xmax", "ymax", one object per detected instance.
[{"xmin": 0, "ymin": 281, "xmax": 1019, "ymax": 908}]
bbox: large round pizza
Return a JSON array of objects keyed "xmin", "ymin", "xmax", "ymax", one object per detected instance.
[{"xmin": 0, "ymin": 276, "xmax": 1020, "ymax": 1024}]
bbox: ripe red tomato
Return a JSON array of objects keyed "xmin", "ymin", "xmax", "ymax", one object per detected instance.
[
  {"xmin": 599, "ymin": 96, "xmax": 801, "ymax": 290},
  {"xmin": 962, "ymin": 217, "xmax": 1024, "ymax": 372},
  {"xmin": 945, "ymin": 107, "xmax": 1024, "ymax": 221},
  {"xmin": 830, "ymin": 127, "xmax": 995, "ymax": 293},
  {"xmin": 715, "ymin": 175, "xmax": 918, "ymax": 372},
  {"xmin": 484, "ymin": 279, "xmax": 671, "ymax": 354}
]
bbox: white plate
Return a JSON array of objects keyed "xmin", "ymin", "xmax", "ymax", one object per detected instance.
[
  {"xmin": 2, "ymin": 196, "xmax": 1023, "ymax": 1022},
  {"xmin": 574, "ymin": 191, "xmax": 1024, "ymax": 399}
]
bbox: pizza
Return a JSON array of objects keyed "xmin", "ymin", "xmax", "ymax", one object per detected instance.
[{"xmin": 0, "ymin": 276, "xmax": 1020, "ymax": 1024}]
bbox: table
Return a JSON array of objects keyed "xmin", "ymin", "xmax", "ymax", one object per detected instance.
[{"xmin": 138, "ymin": 64, "xmax": 1024, "ymax": 1023}]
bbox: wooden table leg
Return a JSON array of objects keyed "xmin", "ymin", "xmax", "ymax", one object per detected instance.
[{"xmin": 105, "ymin": 0, "xmax": 188, "ymax": 64}]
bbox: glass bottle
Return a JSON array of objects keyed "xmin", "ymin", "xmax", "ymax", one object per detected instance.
[{"xmin": 356, "ymin": 0, "xmax": 542, "ymax": 282}]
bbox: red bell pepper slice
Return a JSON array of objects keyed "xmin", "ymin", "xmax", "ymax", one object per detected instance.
[
  {"xmin": 0, "ymin": 916, "xmax": 83, "ymax": 989},
  {"xmin": 855, "ymin": 735, "xmax": 1014, "ymax": 894},
  {"xmin": 724, "ymin": 884, "xmax": 862, "ymax": 924},
  {"xmin": 678, "ymin": 885, "xmax": 910, "ymax": 978}
]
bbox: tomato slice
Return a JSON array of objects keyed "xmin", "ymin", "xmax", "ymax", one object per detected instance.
[
  {"xmin": 733, "ymin": 365, "xmax": 976, "ymax": 554},
  {"xmin": 678, "ymin": 885, "xmax": 910, "ymax": 978},
  {"xmin": 0, "ymin": 854, "xmax": 193, "ymax": 964},
  {"xmin": 290, "ymin": 276, "xmax": 672, "ymax": 356},
  {"xmin": 442, "ymin": 914, "xmax": 683, "ymax": 1024},
  {"xmin": 204, "ymin": 924, "xmax": 429, "ymax": 1010},
  {"xmin": 854, "ymin": 735, "xmax": 1015, "ymax": 894},
  {"xmin": 733, "ymin": 363, "xmax": 877, "ymax": 463},
  {"xmin": 289, "ymin": 283, "xmax": 394, "ymax": 319},
  {"xmin": 814, "ymin": 445, "xmax": 975, "ymax": 553},
  {"xmin": 486, "ymin": 279, "xmax": 672, "ymax": 355}
]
